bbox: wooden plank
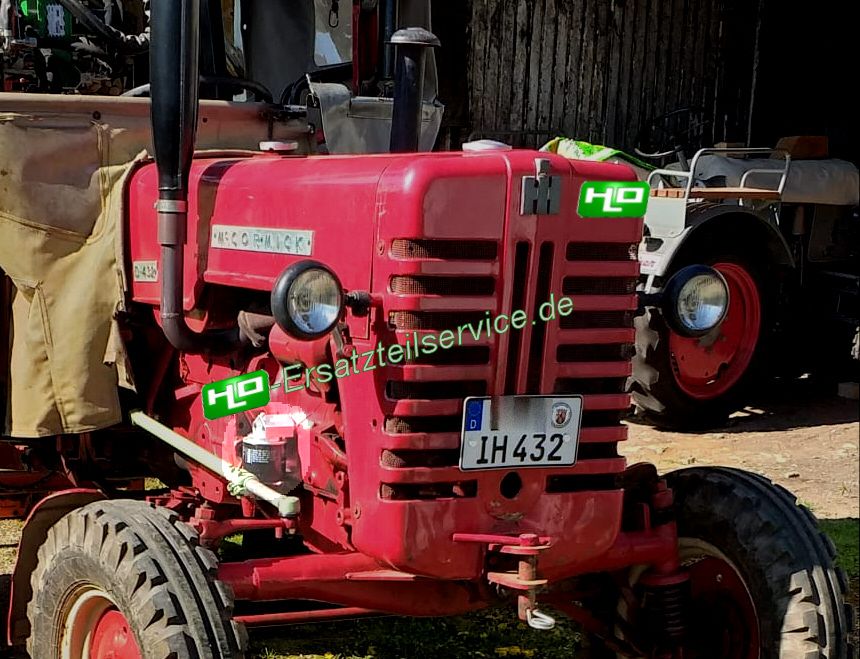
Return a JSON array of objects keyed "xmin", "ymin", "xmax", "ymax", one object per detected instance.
[
  {"xmin": 625, "ymin": 0, "xmax": 649, "ymax": 152},
  {"xmin": 650, "ymin": 188, "xmax": 686, "ymax": 198},
  {"xmin": 562, "ymin": 0, "xmax": 586, "ymax": 137},
  {"xmin": 653, "ymin": 0, "xmax": 673, "ymax": 121},
  {"xmin": 482, "ymin": 0, "xmax": 504, "ymax": 136},
  {"xmin": 603, "ymin": 0, "xmax": 624, "ymax": 144},
  {"xmin": 576, "ymin": 0, "xmax": 597, "ymax": 141},
  {"xmin": 537, "ymin": 0, "xmax": 558, "ymax": 139},
  {"xmin": 511, "ymin": 0, "xmax": 532, "ymax": 134},
  {"xmin": 526, "ymin": 0, "xmax": 546, "ymax": 141},
  {"xmin": 638, "ymin": 0, "xmax": 658, "ymax": 144},
  {"xmin": 669, "ymin": 0, "xmax": 687, "ymax": 110},
  {"xmin": 589, "ymin": 1, "xmax": 609, "ymax": 142},
  {"xmin": 690, "ymin": 0, "xmax": 711, "ymax": 115},
  {"xmin": 689, "ymin": 187, "xmax": 781, "ymax": 200},
  {"xmin": 549, "ymin": 1, "xmax": 570, "ymax": 137},
  {"xmin": 678, "ymin": 0, "xmax": 696, "ymax": 110},
  {"xmin": 706, "ymin": 0, "xmax": 724, "ymax": 145},
  {"xmin": 469, "ymin": 0, "xmax": 488, "ymax": 136},
  {"xmin": 613, "ymin": 0, "xmax": 635, "ymax": 146},
  {"xmin": 495, "ymin": 0, "xmax": 517, "ymax": 137}
]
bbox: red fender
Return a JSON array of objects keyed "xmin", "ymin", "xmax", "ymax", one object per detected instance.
[{"xmin": 6, "ymin": 489, "xmax": 106, "ymax": 647}]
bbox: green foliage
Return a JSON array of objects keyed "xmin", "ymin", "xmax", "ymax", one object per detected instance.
[
  {"xmin": 251, "ymin": 607, "xmax": 581, "ymax": 659},
  {"xmin": 819, "ymin": 518, "xmax": 860, "ymax": 579}
]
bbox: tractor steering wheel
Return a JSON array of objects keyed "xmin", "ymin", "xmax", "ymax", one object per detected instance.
[{"xmin": 634, "ymin": 107, "xmax": 711, "ymax": 163}]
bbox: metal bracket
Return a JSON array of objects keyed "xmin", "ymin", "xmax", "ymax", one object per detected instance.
[
  {"xmin": 521, "ymin": 158, "xmax": 562, "ymax": 216},
  {"xmin": 453, "ymin": 532, "xmax": 555, "ymax": 630}
]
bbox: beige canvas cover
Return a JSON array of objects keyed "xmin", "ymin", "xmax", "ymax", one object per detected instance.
[{"xmin": 0, "ymin": 94, "xmax": 310, "ymax": 437}]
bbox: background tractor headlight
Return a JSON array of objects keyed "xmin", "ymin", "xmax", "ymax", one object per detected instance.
[
  {"xmin": 661, "ymin": 265, "xmax": 729, "ymax": 337},
  {"xmin": 272, "ymin": 261, "xmax": 344, "ymax": 340}
]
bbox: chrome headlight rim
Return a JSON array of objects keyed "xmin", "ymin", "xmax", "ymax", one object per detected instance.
[
  {"xmin": 661, "ymin": 264, "xmax": 730, "ymax": 338},
  {"xmin": 271, "ymin": 260, "xmax": 345, "ymax": 341}
]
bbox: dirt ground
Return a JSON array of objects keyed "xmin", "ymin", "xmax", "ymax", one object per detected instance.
[{"xmin": 624, "ymin": 377, "xmax": 859, "ymax": 520}]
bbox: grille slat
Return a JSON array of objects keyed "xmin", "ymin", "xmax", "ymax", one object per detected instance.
[
  {"xmin": 566, "ymin": 242, "xmax": 637, "ymax": 261},
  {"xmin": 557, "ymin": 344, "xmax": 636, "ymax": 362},
  {"xmin": 389, "ymin": 311, "xmax": 489, "ymax": 330},
  {"xmin": 390, "ymin": 275, "xmax": 496, "ymax": 296},
  {"xmin": 386, "ymin": 380, "xmax": 488, "ymax": 401},
  {"xmin": 560, "ymin": 311, "xmax": 635, "ymax": 329},
  {"xmin": 563, "ymin": 277, "xmax": 637, "ymax": 296},
  {"xmin": 391, "ymin": 239, "xmax": 498, "ymax": 261}
]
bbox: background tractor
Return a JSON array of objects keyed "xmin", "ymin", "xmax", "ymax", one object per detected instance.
[
  {"xmin": 0, "ymin": 2, "xmax": 852, "ymax": 658},
  {"xmin": 630, "ymin": 109, "xmax": 859, "ymax": 428}
]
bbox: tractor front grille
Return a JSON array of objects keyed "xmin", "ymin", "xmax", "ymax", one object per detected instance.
[{"xmin": 376, "ymin": 207, "xmax": 640, "ymax": 502}]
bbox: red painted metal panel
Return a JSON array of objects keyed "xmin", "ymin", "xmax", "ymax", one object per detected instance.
[{"xmin": 128, "ymin": 147, "xmax": 644, "ymax": 585}]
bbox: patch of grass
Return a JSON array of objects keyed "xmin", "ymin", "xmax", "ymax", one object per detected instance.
[
  {"xmin": 251, "ymin": 607, "xmax": 581, "ymax": 659},
  {"xmin": 820, "ymin": 518, "xmax": 860, "ymax": 579}
]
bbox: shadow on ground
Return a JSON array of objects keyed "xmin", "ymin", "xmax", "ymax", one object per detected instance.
[{"xmin": 628, "ymin": 377, "xmax": 859, "ymax": 434}]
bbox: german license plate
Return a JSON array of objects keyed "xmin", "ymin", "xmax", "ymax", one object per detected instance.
[{"xmin": 459, "ymin": 395, "xmax": 583, "ymax": 471}]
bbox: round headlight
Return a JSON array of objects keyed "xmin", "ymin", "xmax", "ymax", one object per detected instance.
[
  {"xmin": 662, "ymin": 265, "xmax": 729, "ymax": 337},
  {"xmin": 272, "ymin": 261, "xmax": 344, "ymax": 340}
]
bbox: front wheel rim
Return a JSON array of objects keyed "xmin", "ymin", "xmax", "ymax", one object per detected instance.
[
  {"xmin": 60, "ymin": 586, "xmax": 142, "ymax": 659},
  {"xmin": 669, "ymin": 262, "xmax": 762, "ymax": 400},
  {"xmin": 680, "ymin": 538, "xmax": 760, "ymax": 659}
]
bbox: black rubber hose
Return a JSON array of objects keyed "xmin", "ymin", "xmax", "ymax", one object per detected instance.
[{"xmin": 54, "ymin": 0, "xmax": 149, "ymax": 54}]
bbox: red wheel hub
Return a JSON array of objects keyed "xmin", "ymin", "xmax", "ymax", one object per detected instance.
[
  {"xmin": 669, "ymin": 262, "xmax": 761, "ymax": 400},
  {"xmin": 90, "ymin": 609, "xmax": 142, "ymax": 659},
  {"xmin": 686, "ymin": 556, "xmax": 760, "ymax": 658}
]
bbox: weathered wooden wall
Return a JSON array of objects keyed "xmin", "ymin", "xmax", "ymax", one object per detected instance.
[{"xmin": 460, "ymin": 0, "xmax": 760, "ymax": 151}]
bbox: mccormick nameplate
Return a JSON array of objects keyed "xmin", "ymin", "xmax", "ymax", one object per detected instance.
[{"xmin": 210, "ymin": 225, "xmax": 313, "ymax": 256}]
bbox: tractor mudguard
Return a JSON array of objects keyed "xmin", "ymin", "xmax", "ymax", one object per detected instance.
[
  {"xmin": 6, "ymin": 488, "xmax": 105, "ymax": 647},
  {"xmin": 641, "ymin": 203, "xmax": 794, "ymax": 283}
]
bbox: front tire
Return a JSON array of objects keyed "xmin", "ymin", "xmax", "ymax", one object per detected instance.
[
  {"xmin": 666, "ymin": 467, "xmax": 853, "ymax": 658},
  {"xmin": 632, "ymin": 255, "xmax": 771, "ymax": 429},
  {"xmin": 27, "ymin": 499, "xmax": 247, "ymax": 659}
]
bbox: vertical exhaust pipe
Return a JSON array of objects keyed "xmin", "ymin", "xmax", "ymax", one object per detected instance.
[
  {"xmin": 150, "ymin": 0, "xmax": 239, "ymax": 352},
  {"xmin": 389, "ymin": 27, "xmax": 439, "ymax": 153},
  {"xmin": 379, "ymin": 0, "xmax": 397, "ymax": 82}
]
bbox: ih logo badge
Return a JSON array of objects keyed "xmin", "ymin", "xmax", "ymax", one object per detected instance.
[
  {"xmin": 578, "ymin": 181, "xmax": 650, "ymax": 218},
  {"xmin": 202, "ymin": 370, "xmax": 271, "ymax": 420}
]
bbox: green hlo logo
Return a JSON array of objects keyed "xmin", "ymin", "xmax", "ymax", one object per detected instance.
[
  {"xmin": 578, "ymin": 181, "xmax": 650, "ymax": 218},
  {"xmin": 202, "ymin": 370, "xmax": 271, "ymax": 420}
]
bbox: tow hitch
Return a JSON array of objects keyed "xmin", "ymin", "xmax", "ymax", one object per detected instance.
[{"xmin": 452, "ymin": 532, "xmax": 556, "ymax": 630}]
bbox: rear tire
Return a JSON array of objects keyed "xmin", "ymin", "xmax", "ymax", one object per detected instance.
[{"xmin": 27, "ymin": 499, "xmax": 247, "ymax": 659}]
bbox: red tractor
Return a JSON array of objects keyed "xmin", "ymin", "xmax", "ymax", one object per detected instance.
[{"xmin": 0, "ymin": 1, "xmax": 851, "ymax": 657}]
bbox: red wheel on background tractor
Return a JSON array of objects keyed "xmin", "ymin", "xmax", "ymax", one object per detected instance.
[
  {"xmin": 597, "ymin": 468, "xmax": 853, "ymax": 658},
  {"xmin": 26, "ymin": 500, "xmax": 247, "ymax": 659},
  {"xmin": 632, "ymin": 252, "xmax": 770, "ymax": 429}
]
